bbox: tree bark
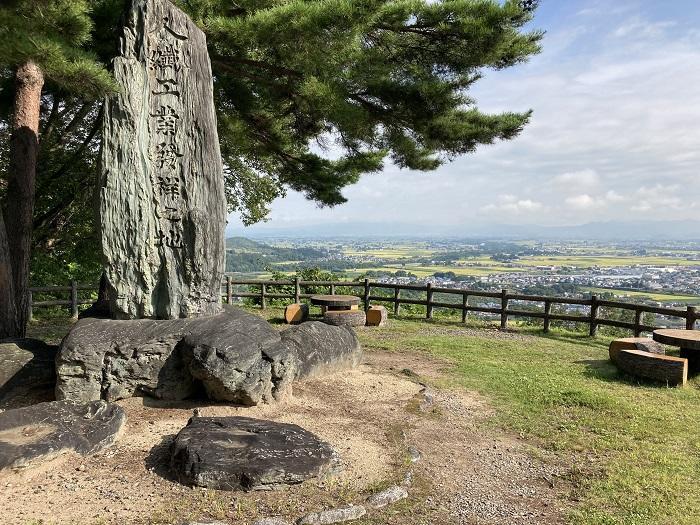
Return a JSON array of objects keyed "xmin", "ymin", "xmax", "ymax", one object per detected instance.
[
  {"xmin": 2, "ymin": 61, "xmax": 45, "ymax": 337},
  {"xmin": 0, "ymin": 211, "xmax": 18, "ymax": 338}
]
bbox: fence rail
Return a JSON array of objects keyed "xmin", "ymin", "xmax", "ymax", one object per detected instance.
[{"xmin": 30, "ymin": 277, "xmax": 699, "ymax": 336}]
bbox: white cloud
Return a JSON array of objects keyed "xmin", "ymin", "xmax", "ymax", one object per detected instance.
[
  {"xmin": 565, "ymin": 194, "xmax": 600, "ymax": 210},
  {"xmin": 553, "ymin": 169, "xmax": 600, "ymax": 190},
  {"xmin": 480, "ymin": 195, "xmax": 545, "ymax": 215},
  {"xmin": 613, "ymin": 18, "xmax": 676, "ymax": 39},
  {"xmin": 232, "ymin": 1, "xmax": 700, "ymax": 232}
]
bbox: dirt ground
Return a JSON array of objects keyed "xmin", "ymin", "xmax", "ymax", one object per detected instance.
[{"xmin": 0, "ymin": 348, "xmax": 574, "ymax": 525}]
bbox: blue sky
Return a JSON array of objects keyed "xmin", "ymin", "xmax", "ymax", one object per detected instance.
[{"xmin": 230, "ymin": 0, "xmax": 700, "ymax": 235}]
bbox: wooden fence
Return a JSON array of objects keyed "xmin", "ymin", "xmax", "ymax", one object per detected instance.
[{"xmin": 32, "ymin": 277, "xmax": 699, "ymax": 337}]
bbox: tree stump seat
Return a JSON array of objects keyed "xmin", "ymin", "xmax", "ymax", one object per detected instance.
[
  {"xmin": 323, "ymin": 310, "xmax": 366, "ymax": 327},
  {"xmin": 284, "ymin": 303, "xmax": 309, "ymax": 324},
  {"xmin": 609, "ymin": 337, "xmax": 687, "ymax": 387},
  {"xmin": 366, "ymin": 305, "xmax": 388, "ymax": 327}
]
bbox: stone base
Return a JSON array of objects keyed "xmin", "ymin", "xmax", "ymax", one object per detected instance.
[
  {"xmin": 56, "ymin": 307, "xmax": 362, "ymax": 405},
  {"xmin": 0, "ymin": 338, "xmax": 57, "ymax": 406},
  {"xmin": 0, "ymin": 400, "xmax": 125, "ymax": 471},
  {"xmin": 170, "ymin": 416, "xmax": 337, "ymax": 490}
]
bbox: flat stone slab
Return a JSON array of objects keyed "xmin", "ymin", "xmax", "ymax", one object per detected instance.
[
  {"xmin": 170, "ymin": 416, "xmax": 337, "ymax": 491},
  {"xmin": 297, "ymin": 505, "xmax": 366, "ymax": 524},
  {"xmin": 0, "ymin": 338, "xmax": 57, "ymax": 404},
  {"xmin": 0, "ymin": 400, "xmax": 126, "ymax": 471},
  {"xmin": 366, "ymin": 485, "xmax": 408, "ymax": 508}
]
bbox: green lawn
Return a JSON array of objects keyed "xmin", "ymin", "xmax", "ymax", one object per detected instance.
[{"xmin": 355, "ymin": 318, "xmax": 700, "ymax": 525}]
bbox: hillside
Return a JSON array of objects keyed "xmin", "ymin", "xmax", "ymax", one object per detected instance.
[{"xmin": 225, "ymin": 237, "xmax": 327, "ymax": 273}]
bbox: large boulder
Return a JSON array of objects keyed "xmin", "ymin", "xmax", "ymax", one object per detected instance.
[
  {"xmin": 56, "ymin": 309, "xmax": 363, "ymax": 405},
  {"xmin": 0, "ymin": 338, "xmax": 58, "ymax": 405},
  {"xmin": 56, "ymin": 307, "xmax": 287, "ymax": 404},
  {"xmin": 183, "ymin": 310, "xmax": 292, "ymax": 405},
  {"xmin": 170, "ymin": 416, "xmax": 337, "ymax": 490},
  {"xmin": 0, "ymin": 400, "xmax": 125, "ymax": 471},
  {"xmin": 279, "ymin": 322, "xmax": 362, "ymax": 380}
]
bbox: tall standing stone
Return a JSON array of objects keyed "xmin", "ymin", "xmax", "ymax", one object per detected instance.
[{"xmin": 100, "ymin": 0, "xmax": 226, "ymax": 319}]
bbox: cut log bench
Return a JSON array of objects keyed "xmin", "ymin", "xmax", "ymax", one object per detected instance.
[{"xmin": 608, "ymin": 336, "xmax": 688, "ymax": 387}]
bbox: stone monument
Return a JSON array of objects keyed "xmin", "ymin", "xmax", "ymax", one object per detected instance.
[
  {"xmin": 100, "ymin": 0, "xmax": 226, "ymax": 319},
  {"xmin": 54, "ymin": 0, "xmax": 363, "ymax": 407}
]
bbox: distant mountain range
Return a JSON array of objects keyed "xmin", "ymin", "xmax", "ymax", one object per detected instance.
[{"xmin": 235, "ymin": 220, "xmax": 700, "ymax": 241}]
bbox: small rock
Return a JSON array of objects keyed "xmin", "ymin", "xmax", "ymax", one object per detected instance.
[
  {"xmin": 366, "ymin": 485, "xmax": 408, "ymax": 508},
  {"xmin": 408, "ymin": 447, "xmax": 421, "ymax": 463},
  {"xmin": 297, "ymin": 505, "xmax": 366, "ymax": 524},
  {"xmin": 253, "ymin": 519, "xmax": 292, "ymax": 525},
  {"xmin": 77, "ymin": 464, "xmax": 86, "ymax": 472},
  {"xmin": 402, "ymin": 471, "xmax": 413, "ymax": 487}
]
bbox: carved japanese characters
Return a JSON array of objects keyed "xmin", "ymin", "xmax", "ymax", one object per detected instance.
[{"xmin": 100, "ymin": 0, "xmax": 226, "ymax": 319}]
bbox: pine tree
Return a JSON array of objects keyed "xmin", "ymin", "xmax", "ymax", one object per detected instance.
[
  {"xmin": 0, "ymin": 0, "xmax": 541, "ymax": 332},
  {"xmin": 0, "ymin": 0, "xmax": 115, "ymax": 337}
]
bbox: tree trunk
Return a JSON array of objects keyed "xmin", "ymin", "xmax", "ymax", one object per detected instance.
[
  {"xmin": 0, "ymin": 211, "xmax": 18, "ymax": 338},
  {"xmin": 2, "ymin": 61, "xmax": 44, "ymax": 337}
]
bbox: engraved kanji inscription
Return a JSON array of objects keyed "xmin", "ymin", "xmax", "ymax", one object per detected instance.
[
  {"xmin": 151, "ymin": 105, "xmax": 179, "ymax": 136},
  {"xmin": 150, "ymin": 42, "xmax": 181, "ymax": 75},
  {"xmin": 155, "ymin": 142, "xmax": 183, "ymax": 170}
]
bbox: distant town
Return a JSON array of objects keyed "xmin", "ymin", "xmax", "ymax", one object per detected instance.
[{"xmin": 226, "ymin": 237, "xmax": 700, "ymax": 307}]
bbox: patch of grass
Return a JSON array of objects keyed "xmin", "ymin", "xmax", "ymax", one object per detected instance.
[{"xmin": 357, "ymin": 318, "xmax": 700, "ymax": 525}]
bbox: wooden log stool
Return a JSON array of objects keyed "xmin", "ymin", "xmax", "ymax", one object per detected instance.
[
  {"xmin": 284, "ymin": 303, "xmax": 309, "ymax": 324},
  {"xmin": 366, "ymin": 305, "xmax": 388, "ymax": 327}
]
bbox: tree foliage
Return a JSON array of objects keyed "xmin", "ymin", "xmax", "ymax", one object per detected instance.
[{"xmin": 0, "ymin": 0, "xmax": 541, "ymax": 285}]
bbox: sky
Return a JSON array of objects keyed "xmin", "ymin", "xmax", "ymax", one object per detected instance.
[{"xmin": 230, "ymin": 0, "xmax": 700, "ymax": 236}]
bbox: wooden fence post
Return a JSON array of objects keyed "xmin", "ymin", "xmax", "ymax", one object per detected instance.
[
  {"xmin": 589, "ymin": 295, "xmax": 599, "ymax": 337},
  {"xmin": 462, "ymin": 293, "xmax": 468, "ymax": 323},
  {"xmin": 330, "ymin": 283, "xmax": 336, "ymax": 295},
  {"xmin": 687, "ymin": 306, "xmax": 697, "ymax": 330},
  {"xmin": 226, "ymin": 276, "xmax": 232, "ymax": 305},
  {"xmin": 70, "ymin": 280, "xmax": 79, "ymax": 319},
  {"xmin": 394, "ymin": 286, "xmax": 400, "ymax": 316},
  {"xmin": 363, "ymin": 278, "xmax": 370, "ymax": 311},
  {"xmin": 633, "ymin": 307, "xmax": 643, "ymax": 337},
  {"xmin": 260, "ymin": 283, "xmax": 266, "ymax": 310},
  {"xmin": 500, "ymin": 289, "xmax": 508, "ymax": 330},
  {"xmin": 426, "ymin": 282, "xmax": 433, "ymax": 319},
  {"xmin": 543, "ymin": 300, "xmax": 551, "ymax": 333},
  {"xmin": 294, "ymin": 277, "xmax": 300, "ymax": 304}
]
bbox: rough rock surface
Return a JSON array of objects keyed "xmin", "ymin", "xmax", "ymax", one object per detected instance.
[
  {"xmin": 183, "ymin": 312, "xmax": 292, "ymax": 405},
  {"xmin": 0, "ymin": 400, "xmax": 125, "ymax": 471},
  {"xmin": 0, "ymin": 338, "xmax": 57, "ymax": 402},
  {"xmin": 170, "ymin": 417, "xmax": 337, "ymax": 490},
  {"xmin": 279, "ymin": 322, "xmax": 362, "ymax": 380},
  {"xmin": 253, "ymin": 519, "xmax": 292, "ymax": 525},
  {"xmin": 366, "ymin": 485, "xmax": 408, "ymax": 508},
  {"xmin": 100, "ymin": 0, "xmax": 226, "ymax": 319},
  {"xmin": 56, "ymin": 309, "xmax": 363, "ymax": 405},
  {"xmin": 296, "ymin": 505, "xmax": 367, "ymax": 524},
  {"xmin": 56, "ymin": 307, "xmax": 283, "ymax": 404}
]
